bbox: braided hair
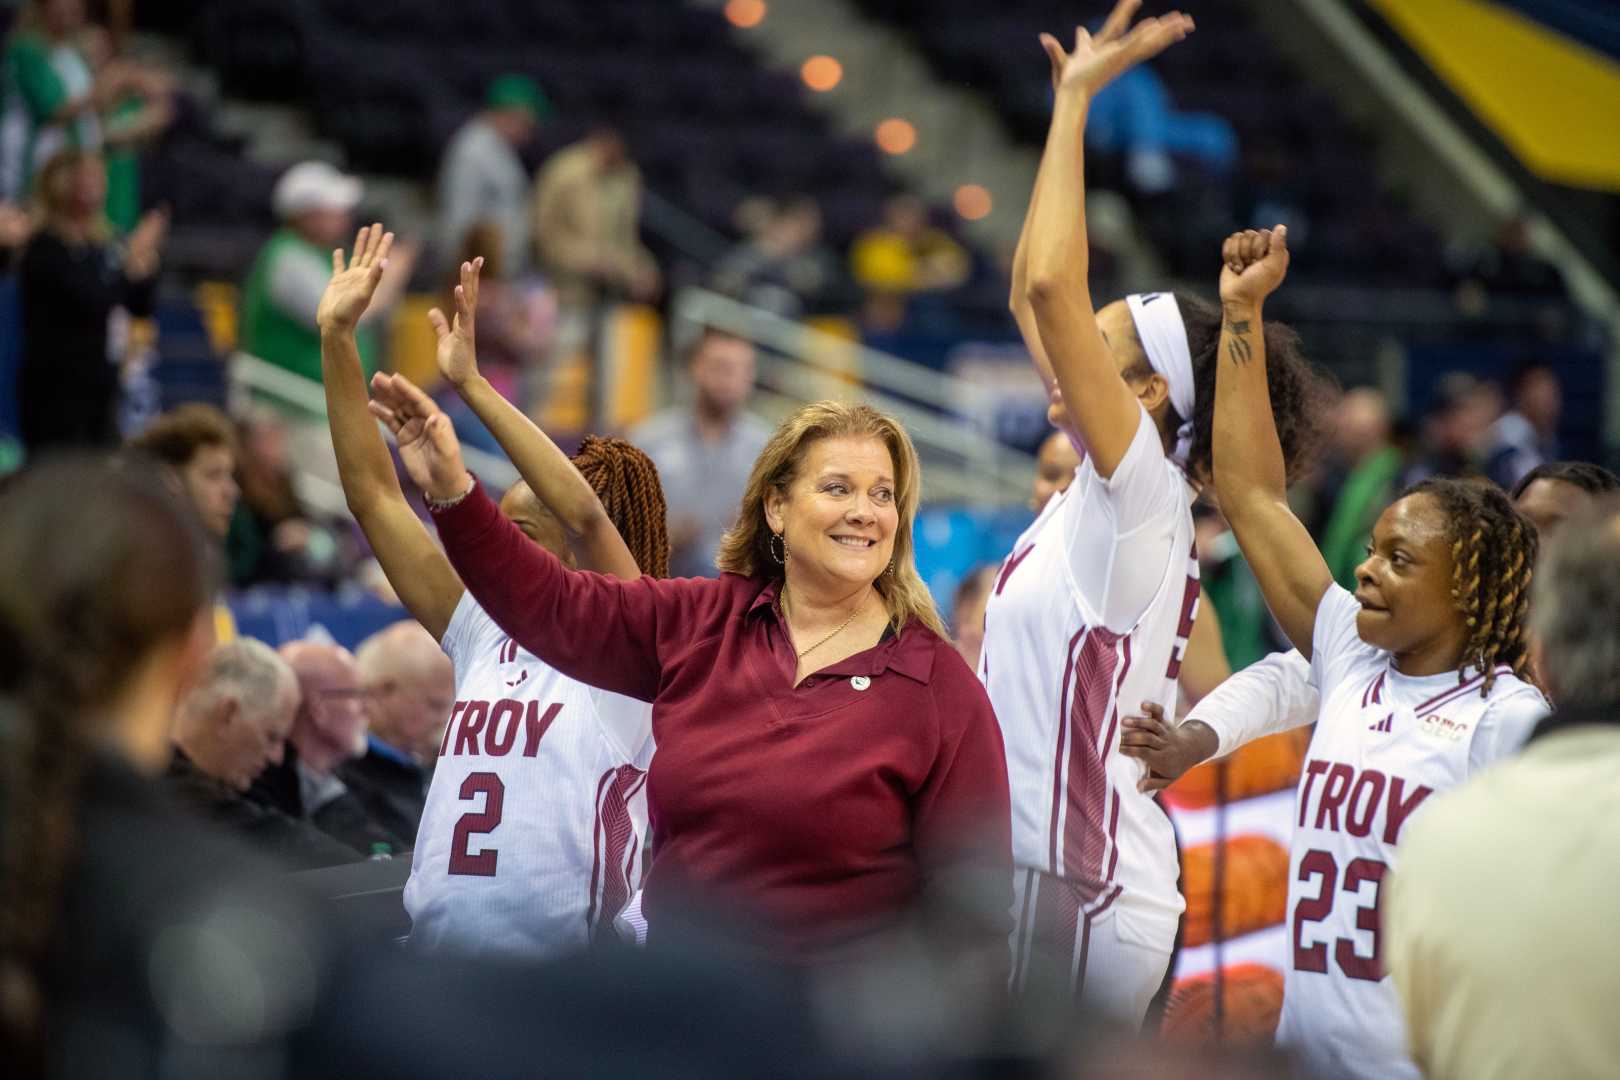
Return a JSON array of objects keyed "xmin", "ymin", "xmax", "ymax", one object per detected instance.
[
  {"xmin": 1404, "ymin": 477, "xmax": 1539, "ymax": 696},
  {"xmin": 572, "ymin": 436, "xmax": 671, "ymax": 578},
  {"xmin": 0, "ymin": 455, "xmax": 218, "ymax": 1067}
]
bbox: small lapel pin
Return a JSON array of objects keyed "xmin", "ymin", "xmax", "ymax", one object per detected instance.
[{"xmin": 850, "ymin": 675, "xmax": 871, "ymax": 691}]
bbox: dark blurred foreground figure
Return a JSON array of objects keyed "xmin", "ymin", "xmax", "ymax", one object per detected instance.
[{"xmin": 0, "ymin": 455, "xmax": 334, "ymax": 1077}]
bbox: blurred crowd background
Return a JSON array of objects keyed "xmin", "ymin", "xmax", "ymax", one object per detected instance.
[{"xmin": 2, "ymin": 0, "xmax": 1618, "ymax": 1072}]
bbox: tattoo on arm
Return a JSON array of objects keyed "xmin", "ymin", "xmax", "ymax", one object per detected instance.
[{"xmin": 1226, "ymin": 333, "xmax": 1253, "ymax": 365}]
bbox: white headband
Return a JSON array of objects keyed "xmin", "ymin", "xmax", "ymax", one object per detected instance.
[{"xmin": 1125, "ymin": 292, "xmax": 1195, "ymax": 462}]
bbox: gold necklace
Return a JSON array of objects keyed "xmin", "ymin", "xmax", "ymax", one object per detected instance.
[{"xmin": 776, "ymin": 589, "xmax": 865, "ymax": 659}]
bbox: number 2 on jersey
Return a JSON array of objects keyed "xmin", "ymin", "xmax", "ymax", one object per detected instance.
[
  {"xmin": 448, "ymin": 772, "xmax": 505, "ymax": 876},
  {"xmin": 1293, "ymin": 849, "xmax": 1389, "ymax": 980}
]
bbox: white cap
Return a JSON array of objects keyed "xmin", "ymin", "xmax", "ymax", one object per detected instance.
[{"xmin": 271, "ymin": 161, "xmax": 363, "ymax": 219}]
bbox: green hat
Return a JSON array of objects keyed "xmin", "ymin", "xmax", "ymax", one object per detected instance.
[{"xmin": 486, "ymin": 74, "xmax": 551, "ymax": 121}]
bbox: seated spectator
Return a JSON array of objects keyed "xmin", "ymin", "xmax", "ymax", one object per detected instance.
[
  {"xmin": 1486, "ymin": 361, "xmax": 1562, "ymax": 490},
  {"xmin": 1387, "ymin": 497, "xmax": 1619, "ymax": 1080},
  {"xmin": 167, "ymin": 638, "xmax": 359, "ymax": 869},
  {"xmin": 436, "ymin": 74, "xmax": 548, "ymax": 276},
  {"xmin": 709, "ymin": 196, "xmax": 841, "ymax": 318},
  {"xmin": 17, "ymin": 148, "xmax": 164, "ymax": 451},
  {"xmin": 227, "ymin": 406, "xmax": 346, "ymax": 586},
  {"xmin": 532, "ymin": 127, "xmax": 659, "ymax": 314},
  {"xmin": 240, "ymin": 160, "xmax": 414, "ymax": 384},
  {"xmin": 629, "ymin": 328, "xmax": 771, "ymax": 577},
  {"xmin": 1317, "ymin": 386, "xmax": 1403, "ymax": 589},
  {"xmin": 850, "ymin": 194, "xmax": 970, "ymax": 331},
  {"xmin": 279, "ymin": 640, "xmax": 408, "ymax": 857},
  {"xmin": 342, "ymin": 621, "xmax": 455, "ymax": 847},
  {"xmin": 126, "ymin": 402, "xmax": 239, "ymax": 539}
]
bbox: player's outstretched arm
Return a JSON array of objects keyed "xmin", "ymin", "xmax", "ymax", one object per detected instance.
[
  {"xmin": 429, "ymin": 257, "xmax": 639, "ymax": 581},
  {"xmin": 1212, "ymin": 228, "xmax": 1333, "ymax": 657},
  {"xmin": 1024, "ymin": 8, "xmax": 1192, "ymax": 478},
  {"xmin": 318, "ymin": 223, "xmax": 465, "ymax": 640}
]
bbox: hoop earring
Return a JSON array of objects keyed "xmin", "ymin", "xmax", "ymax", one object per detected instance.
[{"xmin": 769, "ymin": 531, "xmax": 785, "ymax": 565}]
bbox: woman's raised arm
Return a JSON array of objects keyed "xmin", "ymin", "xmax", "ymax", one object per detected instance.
[{"xmin": 1211, "ymin": 228, "xmax": 1334, "ymax": 657}]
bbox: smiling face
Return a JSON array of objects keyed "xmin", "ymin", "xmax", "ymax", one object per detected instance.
[
  {"xmin": 764, "ymin": 435, "xmax": 899, "ymax": 595},
  {"xmin": 1352, "ymin": 494, "xmax": 1469, "ymax": 665}
]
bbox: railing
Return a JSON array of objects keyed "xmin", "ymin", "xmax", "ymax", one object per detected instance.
[
  {"xmin": 670, "ymin": 288, "xmax": 1036, "ymax": 505},
  {"xmin": 227, "ymin": 352, "xmax": 519, "ymax": 519}
]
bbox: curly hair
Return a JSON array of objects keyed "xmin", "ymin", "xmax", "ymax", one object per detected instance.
[
  {"xmin": 1404, "ymin": 477, "xmax": 1539, "ymax": 696},
  {"xmin": 1123, "ymin": 293, "xmax": 1337, "ymax": 484},
  {"xmin": 0, "ymin": 455, "xmax": 218, "ymax": 1067},
  {"xmin": 572, "ymin": 436, "xmax": 671, "ymax": 579}
]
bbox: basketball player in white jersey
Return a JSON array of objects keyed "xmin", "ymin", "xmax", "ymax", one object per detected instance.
[
  {"xmin": 994, "ymin": 4, "xmax": 1331, "ymax": 1022},
  {"xmin": 1199, "ymin": 225, "xmax": 1548, "ymax": 1079},
  {"xmin": 318, "ymin": 228, "xmax": 669, "ymax": 956}
]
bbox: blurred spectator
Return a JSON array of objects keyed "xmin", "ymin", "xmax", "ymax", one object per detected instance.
[
  {"xmin": 1485, "ymin": 361, "xmax": 1562, "ymax": 491},
  {"xmin": 17, "ymin": 147, "xmax": 162, "ymax": 451},
  {"xmin": 0, "ymin": 456, "xmax": 332, "ymax": 1074},
  {"xmin": 950, "ymin": 564, "xmax": 996, "ymax": 672},
  {"xmin": 279, "ymin": 640, "xmax": 407, "ymax": 857},
  {"xmin": 1030, "ymin": 428, "xmax": 1082, "ymax": 514},
  {"xmin": 342, "ymin": 621, "xmax": 455, "ymax": 847},
  {"xmin": 850, "ymin": 195, "xmax": 969, "ymax": 332},
  {"xmin": 80, "ymin": 24, "xmax": 175, "ymax": 232},
  {"xmin": 1399, "ymin": 371, "xmax": 1500, "ymax": 488},
  {"xmin": 1317, "ymin": 387, "xmax": 1402, "ymax": 589},
  {"xmin": 1193, "ymin": 504, "xmax": 1273, "ymax": 671},
  {"xmin": 227, "ymin": 406, "xmax": 345, "ymax": 586},
  {"xmin": 0, "ymin": 0, "xmax": 108, "ymax": 200},
  {"xmin": 444, "ymin": 221, "xmax": 556, "ymax": 406},
  {"xmin": 167, "ymin": 638, "xmax": 359, "ymax": 869},
  {"xmin": 1511, "ymin": 460, "xmax": 1620, "ymax": 538},
  {"xmin": 436, "ymin": 74, "xmax": 548, "ymax": 276},
  {"xmin": 1085, "ymin": 65, "xmax": 1238, "ymax": 196},
  {"xmin": 126, "ymin": 402, "xmax": 239, "ymax": 539},
  {"xmin": 533, "ymin": 127, "xmax": 659, "ymax": 311},
  {"xmin": 1448, "ymin": 215, "xmax": 1565, "ymax": 299},
  {"xmin": 710, "ymin": 195, "xmax": 841, "ymax": 318},
  {"xmin": 1387, "ymin": 497, "xmax": 1618, "ymax": 1080},
  {"xmin": 241, "ymin": 160, "xmax": 414, "ymax": 384},
  {"xmin": 629, "ymin": 329, "xmax": 770, "ymax": 577}
]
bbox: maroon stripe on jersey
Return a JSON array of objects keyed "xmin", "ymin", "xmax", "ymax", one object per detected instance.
[
  {"xmin": 1012, "ymin": 869, "xmax": 1037, "ymax": 984},
  {"xmin": 1028, "ymin": 872, "xmax": 1084, "ymax": 991},
  {"xmin": 1097, "ymin": 637, "xmax": 1132, "ymax": 890},
  {"xmin": 1413, "ymin": 667, "xmax": 1502, "ymax": 714},
  {"xmin": 587, "ymin": 765, "xmax": 649, "ymax": 936},
  {"xmin": 1048, "ymin": 628, "xmax": 1087, "ymax": 874},
  {"xmin": 1075, "ymin": 909, "xmax": 1093, "ymax": 999},
  {"xmin": 1060, "ymin": 629, "xmax": 1124, "ymax": 896},
  {"xmin": 995, "ymin": 543, "xmax": 1037, "ymax": 596}
]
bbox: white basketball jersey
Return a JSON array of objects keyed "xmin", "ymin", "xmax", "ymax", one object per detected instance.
[
  {"xmin": 1276, "ymin": 585, "xmax": 1547, "ymax": 1080},
  {"xmin": 982, "ymin": 412, "xmax": 1197, "ymax": 972},
  {"xmin": 405, "ymin": 592, "xmax": 655, "ymax": 958}
]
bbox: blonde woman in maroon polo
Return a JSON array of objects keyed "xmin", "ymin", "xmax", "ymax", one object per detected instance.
[{"xmin": 367, "ymin": 386, "xmax": 1014, "ymax": 963}]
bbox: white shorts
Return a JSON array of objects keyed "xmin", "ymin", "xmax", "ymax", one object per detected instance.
[{"xmin": 1010, "ymin": 868, "xmax": 1173, "ymax": 1029}]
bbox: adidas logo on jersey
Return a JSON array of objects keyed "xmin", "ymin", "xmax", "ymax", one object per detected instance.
[{"xmin": 1367, "ymin": 713, "xmax": 1394, "ymax": 734}]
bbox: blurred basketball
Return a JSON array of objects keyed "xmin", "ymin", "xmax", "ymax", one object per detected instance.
[
  {"xmin": 1162, "ymin": 963, "xmax": 1285, "ymax": 1047},
  {"xmin": 1180, "ymin": 834, "xmax": 1290, "ymax": 947},
  {"xmin": 1165, "ymin": 728, "xmax": 1311, "ymax": 811}
]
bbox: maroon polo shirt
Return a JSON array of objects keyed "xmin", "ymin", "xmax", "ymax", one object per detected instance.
[{"xmin": 432, "ymin": 479, "xmax": 1013, "ymax": 960}]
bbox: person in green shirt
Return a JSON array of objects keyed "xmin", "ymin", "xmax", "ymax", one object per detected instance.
[
  {"xmin": 1318, "ymin": 386, "xmax": 1404, "ymax": 590},
  {"xmin": 0, "ymin": 0, "xmax": 113, "ymax": 200},
  {"xmin": 241, "ymin": 160, "xmax": 414, "ymax": 386}
]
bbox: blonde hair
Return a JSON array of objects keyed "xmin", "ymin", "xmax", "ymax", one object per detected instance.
[{"xmin": 717, "ymin": 400, "xmax": 947, "ymax": 639}]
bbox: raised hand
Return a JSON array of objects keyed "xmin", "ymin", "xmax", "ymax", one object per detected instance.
[
  {"xmin": 1219, "ymin": 225, "xmax": 1290, "ymax": 307},
  {"xmin": 1041, "ymin": 6, "xmax": 1193, "ymax": 98},
  {"xmin": 124, "ymin": 207, "xmax": 169, "ymax": 280},
  {"xmin": 428, "ymin": 257, "xmax": 482, "ymax": 387},
  {"xmin": 367, "ymin": 372, "xmax": 470, "ymax": 502},
  {"xmin": 318, "ymin": 222, "xmax": 394, "ymax": 333},
  {"xmin": 1118, "ymin": 700, "xmax": 1219, "ymax": 793},
  {"xmin": 1039, "ymin": 0, "xmax": 1143, "ymax": 90}
]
